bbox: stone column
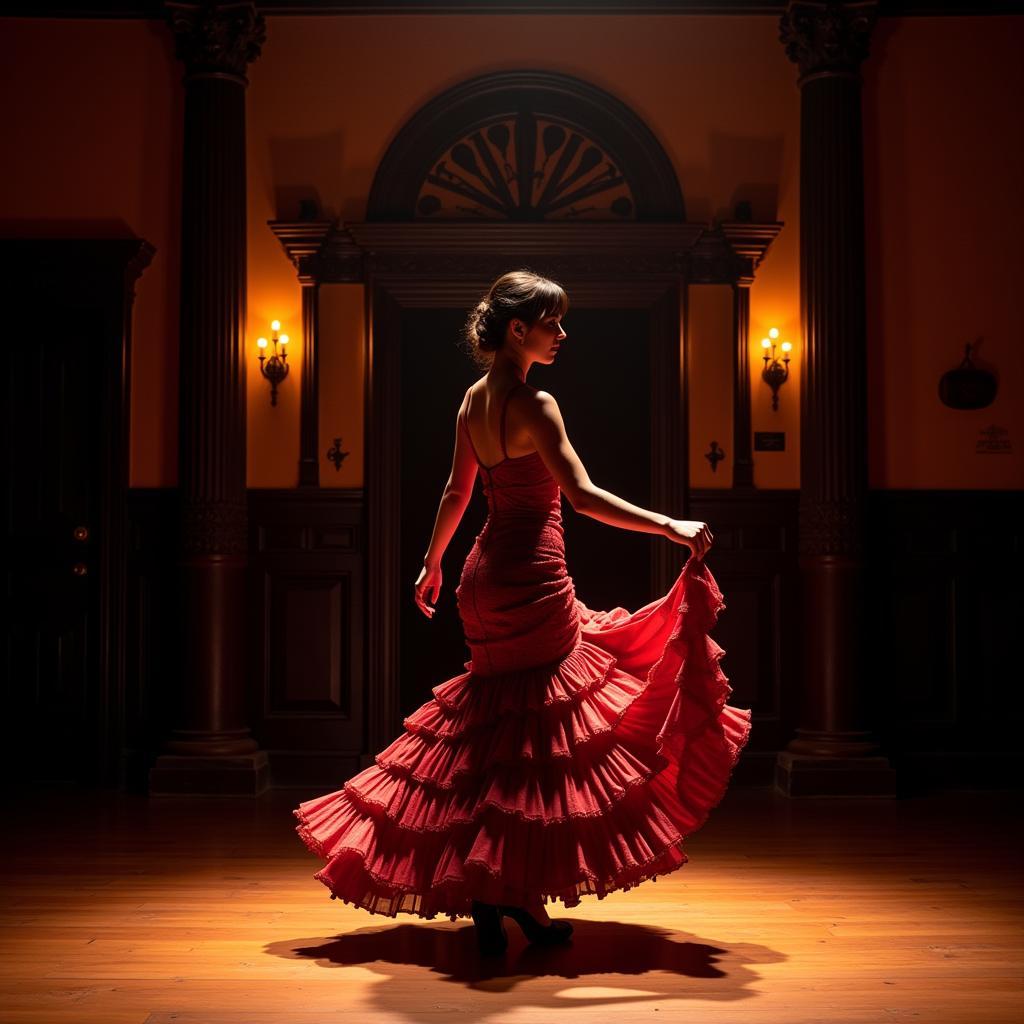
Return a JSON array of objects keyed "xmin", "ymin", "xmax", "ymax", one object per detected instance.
[
  {"xmin": 151, "ymin": 1, "xmax": 268, "ymax": 794},
  {"xmin": 776, "ymin": 0, "xmax": 896, "ymax": 796}
]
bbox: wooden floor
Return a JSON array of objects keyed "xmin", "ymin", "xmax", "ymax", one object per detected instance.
[{"xmin": 2, "ymin": 784, "xmax": 1021, "ymax": 1024}]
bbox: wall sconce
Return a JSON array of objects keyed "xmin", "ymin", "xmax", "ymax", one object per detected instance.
[
  {"xmin": 760, "ymin": 327, "xmax": 792, "ymax": 411},
  {"xmin": 257, "ymin": 319, "xmax": 290, "ymax": 406}
]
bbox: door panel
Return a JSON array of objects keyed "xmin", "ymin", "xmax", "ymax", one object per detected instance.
[{"xmin": 5, "ymin": 305, "xmax": 105, "ymax": 781}]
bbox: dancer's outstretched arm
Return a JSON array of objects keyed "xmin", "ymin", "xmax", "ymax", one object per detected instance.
[{"xmin": 523, "ymin": 388, "xmax": 713, "ymax": 560}]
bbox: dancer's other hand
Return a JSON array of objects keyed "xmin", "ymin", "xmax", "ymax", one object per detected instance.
[
  {"xmin": 414, "ymin": 562, "xmax": 442, "ymax": 618},
  {"xmin": 662, "ymin": 519, "xmax": 713, "ymax": 561}
]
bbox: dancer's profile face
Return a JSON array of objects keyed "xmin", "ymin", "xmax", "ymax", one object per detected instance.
[{"xmin": 511, "ymin": 312, "xmax": 567, "ymax": 364}]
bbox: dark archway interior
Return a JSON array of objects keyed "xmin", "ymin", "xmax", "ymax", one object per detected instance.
[{"xmin": 398, "ymin": 306, "xmax": 652, "ymax": 718}]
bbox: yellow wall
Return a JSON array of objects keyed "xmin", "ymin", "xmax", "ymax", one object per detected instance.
[
  {"xmin": 3, "ymin": 13, "xmax": 1021, "ymax": 492},
  {"xmin": 1, "ymin": 18, "xmax": 182, "ymax": 488},
  {"xmin": 247, "ymin": 13, "xmax": 800, "ymax": 489},
  {"xmin": 863, "ymin": 16, "xmax": 1024, "ymax": 489},
  {"xmin": 319, "ymin": 284, "xmax": 366, "ymax": 488}
]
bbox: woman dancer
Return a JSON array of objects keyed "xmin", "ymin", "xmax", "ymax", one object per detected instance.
[{"xmin": 294, "ymin": 270, "xmax": 752, "ymax": 955}]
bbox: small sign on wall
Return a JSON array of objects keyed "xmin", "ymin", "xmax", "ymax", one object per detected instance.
[
  {"xmin": 976, "ymin": 424, "xmax": 1011, "ymax": 455},
  {"xmin": 755, "ymin": 431, "xmax": 786, "ymax": 452}
]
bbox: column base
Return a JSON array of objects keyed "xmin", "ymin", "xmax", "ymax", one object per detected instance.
[
  {"xmin": 775, "ymin": 750, "xmax": 898, "ymax": 797},
  {"xmin": 149, "ymin": 751, "xmax": 270, "ymax": 796}
]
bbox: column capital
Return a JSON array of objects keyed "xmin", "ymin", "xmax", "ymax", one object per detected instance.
[
  {"xmin": 719, "ymin": 221, "xmax": 784, "ymax": 285},
  {"xmin": 268, "ymin": 219, "xmax": 334, "ymax": 285},
  {"xmin": 166, "ymin": 1, "xmax": 265, "ymax": 82},
  {"xmin": 780, "ymin": 0, "xmax": 879, "ymax": 82}
]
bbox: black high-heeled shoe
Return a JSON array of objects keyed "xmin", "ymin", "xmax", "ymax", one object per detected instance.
[
  {"xmin": 470, "ymin": 900, "xmax": 508, "ymax": 956},
  {"xmin": 500, "ymin": 904, "xmax": 574, "ymax": 946}
]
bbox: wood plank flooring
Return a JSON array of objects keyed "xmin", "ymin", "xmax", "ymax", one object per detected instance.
[{"xmin": 2, "ymin": 785, "xmax": 1021, "ymax": 1024}]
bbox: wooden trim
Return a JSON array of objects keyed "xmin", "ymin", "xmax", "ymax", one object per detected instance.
[
  {"xmin": 298, "ymin": 282, "xmax": 320, "ymax": 487},
  {"xmin": 732, "ymin": 282, "xmax": 754, "ymax": 488},
  {"xmin": 345, "ymin": 221, "xmax": 704, "ymax": 254},
  {"xmin": 365, "ymin": 284, "xmax": 403, "ymax": 754},
  {"xmin": 267, "ymin": 218, "xmax": 781, "ymax": 287},
  {"xmin": 122, "ymin": 485, "xmax": 1022, "ymax": 786},
  {"xmin": 10, "ymin": 2, "xmax": 1020, "ymax": 19}
]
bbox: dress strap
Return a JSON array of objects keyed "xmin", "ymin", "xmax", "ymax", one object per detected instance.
[
  {"xmin": 460, "ymin": 393, "xmax": 480, "ymax": 465},
  {"xmin": 499, "ymin": 381, "xmax": 526, "ymax": 460}
]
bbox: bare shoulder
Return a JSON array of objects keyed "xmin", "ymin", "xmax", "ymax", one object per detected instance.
[
  {"xmin": 518, "ymin": 385, "xmax": 561, "ymax": 418},
  {"xmin": 516, "ymin": 383, "xmax": 555, "ymax": 405}
]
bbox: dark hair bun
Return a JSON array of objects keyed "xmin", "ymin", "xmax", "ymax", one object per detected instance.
[
  {"xmin": 466, "ymin": 300, "xmax": 501, "ymax": 353},
  {"xmin": 461, "ymin": 270, "xmax": 568, "ymax": 370}
]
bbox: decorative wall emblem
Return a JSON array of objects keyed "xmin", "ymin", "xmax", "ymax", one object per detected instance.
[
  {"xmin": 368, "ymin": 70, "xmax": 684, "ymax": 222},
  {"xmin": 327, "ymin": 437, "xmax": 351, "ymax": 472},
  {"xmin": 416, "ymin": 115, "xmax": 635, "ymax": 221},
  {"xmin": 705, "ymin": 440, "xmax": 727, "ymax": 473},
  {"xmin": 939, "ymin": 341, "xmax": 998, "ymax": 410}
]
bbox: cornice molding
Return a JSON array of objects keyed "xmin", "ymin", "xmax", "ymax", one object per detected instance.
[
  {"xmin": 345, "ymin": 221, "xmax": 706, "ymax": 253},
  {"xmin": 6, "ymin": 1, "xmax": 1019, "ymax": 17},
  {"xmin": 265, "ymin": 217, "xmax": 784, "ymax": 286},
  {"xmin": 718, "ymin": 220, "xmax": 784, "ymax": 281},
  {"xmin": 267, "ymin": 218, "xmax": 334, "ymax": 283}
]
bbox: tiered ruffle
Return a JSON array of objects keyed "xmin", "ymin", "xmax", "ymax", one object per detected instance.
[{"xmin": 294, "ymin": 559, "xmax": 752, "ymax": 921}]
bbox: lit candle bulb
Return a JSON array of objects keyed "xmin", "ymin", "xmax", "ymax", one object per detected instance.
[
  {"xmin": 768, "ymin": 327, "xmax": 779, "ymax": 339},
  {"xmin": 279, "ymin": 334, "xmax": 289, "ymax": 345},
  {"xmin": 271, "ymin": 320, "xmax": 281, "ymax": 332},
  {"xmin": 761, "ymin": 338, "xmax": 771, "ymax": 349},
  {"xmin": 257, "ymin": 337, "xmax": 268, "ymax": 349},
  {"xmin": 781, "ymin": 341, "xmax": 792, "ymax": 353}
]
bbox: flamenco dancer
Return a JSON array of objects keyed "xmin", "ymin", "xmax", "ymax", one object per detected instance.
[{"xmin": 294, "ymin": 270, "xmax": 753, "ymax": 956}]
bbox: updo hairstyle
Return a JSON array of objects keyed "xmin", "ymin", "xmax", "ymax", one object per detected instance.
[{"xmin": 463, "ymin": 269, "xmax": 568, "ymax": 368}]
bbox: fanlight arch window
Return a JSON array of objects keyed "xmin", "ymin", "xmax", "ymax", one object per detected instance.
[
  {"xmin": 369, "ymin": 70, "xmax": 685, "ymax": 223},
  {"xmin": 420, "ymin": 114, "xmax": 635, "ymax": 221}
]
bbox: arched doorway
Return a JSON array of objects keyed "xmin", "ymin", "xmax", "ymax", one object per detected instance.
[{"xmin": 364, "ymin": 70, "xmax": 692, "ymax": 737}]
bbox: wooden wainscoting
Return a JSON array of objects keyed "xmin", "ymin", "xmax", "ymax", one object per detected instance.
[
  {"xmin": 246, "ymin": 488, "xmax": 366, "ymax": 787},
  {"xmin": 123, "ymin": 486, "xmax": 1022, "ymax": 791},
  {"xmin": 866, "ymin": 489, "xmax": 1024, "ymax": 790},
  {"xmin": 690, "ymin": 488, "xmax": 800, "ymax": 785}
]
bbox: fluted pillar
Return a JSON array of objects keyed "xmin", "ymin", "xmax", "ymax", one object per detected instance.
[
  {"xmin": 776, "ymin": 0, "xmax": 896, "ymax": 796},
  {"xmin": 151, "ymin": 1, "xmax": 268, "ymax": 794},
  {"xmin": 732, "ymin": 276, "xmax": 754, "ymax": 488},
  {"xmin": 298, "ymin": 281, "xmax": 321, "ymax": 486}
]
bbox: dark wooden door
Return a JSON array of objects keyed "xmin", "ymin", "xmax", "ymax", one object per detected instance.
[
  {"xmin": 397, "ymin": 306, "xmax": 652, "ymax": 719},
  {"xmin": 2, "ymin": 239, "xmax": 148, "ymax": 785},
  {"xmin": 5, "ymin": 304, "xmax": 106, "ymax": 781}
]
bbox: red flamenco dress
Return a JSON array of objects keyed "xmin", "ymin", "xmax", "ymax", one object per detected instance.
[{"xmin": 294, "ymin": 381, "xmax": 753, "ymax": 920}]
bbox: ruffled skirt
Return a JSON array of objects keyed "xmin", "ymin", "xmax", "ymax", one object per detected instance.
[{"xmin": 293, "ymin": 558, "xmax": 752, "ymax": 921}]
